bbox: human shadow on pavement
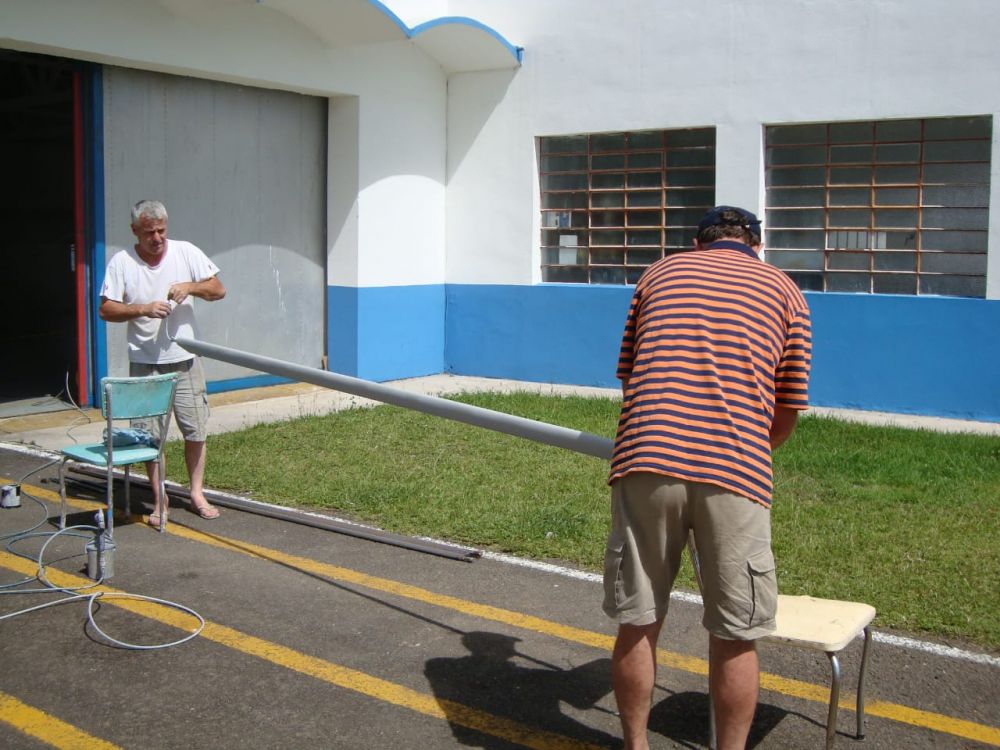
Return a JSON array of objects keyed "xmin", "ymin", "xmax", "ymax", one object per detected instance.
[
  {"xmin": 648, "ymin": 690, "xmax": 789, "ymax": 748},
  {"xmin": 424, "ymin": 630, "xmax": 621, "ymax": 749}
]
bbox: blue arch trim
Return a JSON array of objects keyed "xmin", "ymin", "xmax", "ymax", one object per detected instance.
[
  {"xmin": 410, "ymin": 16, "xmax": 524, "ymax": 63},
  {"xmin": 365, "ymin": 0, "xmax": 523, "ymax": 64}
]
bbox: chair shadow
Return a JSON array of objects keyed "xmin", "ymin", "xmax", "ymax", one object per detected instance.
[
  {"xmin": 58, "ymin": 506, "xmax": 149, "ymax": 532},
  {"xmin": 56, "ymin": 475, "xmax": 167, "ymax": 527},
  {"xmin": 424, "ymin": 630, "xmax": 622, "ymax": 749}
]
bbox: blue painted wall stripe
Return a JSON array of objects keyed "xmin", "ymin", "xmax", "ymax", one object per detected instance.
[
  {"xmin": 327, "ymin": 286, "xmax": 359, "ymax": 377},
  {"xmin": 328, "ymin": 285, "xmax": 445, "ymax": 382},
  {"xmin": 210, "ymin": 281, "xmax": 1000, "ymax": 424},
  {"xmin": 443, "ymin": 284, "xmax": 1000, "ymax": 422},
  {"xmin": 805, "ymin": 292, "xmax": 1000, "ymax": 420},
  {"xmin": 445, "ymin": 283, "xmax": 629, "ymax": 388},
  {"xmin": 207, "ymin": 374, "xmax": 292, "ymax": 394}
]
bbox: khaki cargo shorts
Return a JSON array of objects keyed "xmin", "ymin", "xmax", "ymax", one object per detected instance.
[
  {"xmin": 603, "ymin": 472, "xmax": 777, "ymax": 641},
  {"xmin": 129, "ymin": 358, "xmax": 210, "ymax": 443}
]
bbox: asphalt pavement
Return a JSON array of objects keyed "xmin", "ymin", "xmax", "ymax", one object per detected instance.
[{"xmin": 1, "ymin": 376, "xmax": 998, "ymax": 749}]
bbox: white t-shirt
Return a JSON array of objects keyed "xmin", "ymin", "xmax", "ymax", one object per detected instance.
[{"xmin": 100, "ymin": 239, "xmax": 221, "ymax": 364}]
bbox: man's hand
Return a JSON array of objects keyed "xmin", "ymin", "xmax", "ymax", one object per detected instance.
[
  {"xmin": 168, "ymin": 276, "xmax": 226, "ymax": 304},
  {"xmin": 99, "ymin": 276, "xmax": 224, "ymax": 323},
  {"xmin": 100, "ymin": 297, "xmax": 171, "ymax": 322},
  {"xmin": 167, "ymin": 283, "xmax": 192, "ymax": 305},
  {"xmin": 143, "ymin": 300, "xmax": 173, "ymax": 319}
]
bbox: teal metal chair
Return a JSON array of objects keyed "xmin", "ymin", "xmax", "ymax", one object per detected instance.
[{"xmin": 59, "ymin": 374, "xmax": 179, "ymax": 536}]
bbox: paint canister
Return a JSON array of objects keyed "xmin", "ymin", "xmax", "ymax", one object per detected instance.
[
  {"xmin": 86, "ymin": 535, "xmax": 116, "ymax": 580},
  {"xmin": 0, "ymin": 484, "xmax": 21, "ymax": 508}
]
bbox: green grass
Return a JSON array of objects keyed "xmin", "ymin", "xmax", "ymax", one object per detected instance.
[{"xmin": 166, "ymin": 393, "xmax": 1000, "ymax": 650}]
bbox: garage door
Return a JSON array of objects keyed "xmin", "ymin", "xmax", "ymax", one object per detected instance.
[{"xmin": 102, "ymin": 66, "xmax": 327, "ymax": 382}]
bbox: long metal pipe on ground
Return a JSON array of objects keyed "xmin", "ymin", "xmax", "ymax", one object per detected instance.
[
  {"xmin": 174, "ymin": 337, "xmax": 615, "ymax": 461},
  {"xmin": 65, "ymin": 464, "xmax": 482, "ymax": 562}
]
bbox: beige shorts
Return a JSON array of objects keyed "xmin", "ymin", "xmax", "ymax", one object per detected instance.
[
  {"xmin": 603, "ymin": 472, "xmax": 777, "ymax": 640},
  {"xmin": 129, "ymin": 358, "xmax": 210, "ymax": 442}
]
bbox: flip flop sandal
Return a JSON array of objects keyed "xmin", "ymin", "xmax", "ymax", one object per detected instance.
[{"xmin": 191, "ymin": 503, "xmax": 220, "ymax": 520}]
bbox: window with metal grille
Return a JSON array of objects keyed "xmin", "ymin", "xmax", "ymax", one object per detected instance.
[
  {"xmin": 539, "ymin": 128, "xmax": 716, "ymax": 284},
  {"xmin": 765, "ymin": 116, "xmax": 992, "ymax": 297}
]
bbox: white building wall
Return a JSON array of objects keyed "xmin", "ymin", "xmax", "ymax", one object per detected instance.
[
  {"xmin": 352, "ymin": 43, "xmax": 448, "ymax": 287},
  {"xmin": 444, "ymin": 0, "xmax": 1000, "ymax": 295}
]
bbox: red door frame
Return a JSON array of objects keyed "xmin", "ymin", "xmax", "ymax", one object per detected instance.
[{"xmin": 72, "ymin": 70, "xmax": 89, "ymax": 406}]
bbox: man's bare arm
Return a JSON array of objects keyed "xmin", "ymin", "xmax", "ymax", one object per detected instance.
[
  {"xmin": 770, "ymin": 405, "xmax": 799, "ymax": 449},
  {"xmin": 99, "ymin": 297, "xmax": 171, "ymax": 321},
  {"xmin": 167, "ymin": 275, "xmax": 226, "ymax": 305}
]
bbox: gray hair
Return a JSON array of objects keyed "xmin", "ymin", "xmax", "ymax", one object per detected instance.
[{"xmin": 130, "ymin": 200, "xmax": 168, "ymax": 226}]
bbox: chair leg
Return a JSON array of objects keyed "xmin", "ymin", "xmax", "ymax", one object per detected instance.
[
  {"xmin": 123, "ymin": 464, "xmax": 131, "ymax": 523},
  {"xmin": 157, "ymin": 455, "xmax": 167, "ymax": 532},
  {"xmin": 856, "ymin": 627, "xmax": 872, "ymax": 739},
  {"xmin": 105, "ymin": 461, "xmax": 115, "ymax": 539},
  {"xmin": 58, "ymin": 458, "xmax": 69, "ymax": 530},
  {"xmin": 825, "ymin": 652, "xmax": 842, "ymax": 750}
]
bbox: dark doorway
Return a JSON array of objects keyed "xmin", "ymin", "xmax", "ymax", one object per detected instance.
[{"xmin": 0, "ymin": 50, "xmax": 83, "ymax": 415}]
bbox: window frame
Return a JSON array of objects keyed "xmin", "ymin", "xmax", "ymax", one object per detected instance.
[
  {"xmin": 539, "ymin": 128, "xmax": 716, "ymax": 285},
  {"xmin": 765, "ymin": 116, "xmax": 992, "ymax": 297}
]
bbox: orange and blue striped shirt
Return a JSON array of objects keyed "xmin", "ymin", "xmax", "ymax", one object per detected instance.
[{"xmin": 610, "ymin": 240, "xmax": 812, "ymax": 507}]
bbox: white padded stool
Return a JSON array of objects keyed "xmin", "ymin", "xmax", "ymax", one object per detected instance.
[
  {"xmin": 761, "ymin": 595, "xmax": 876, "ymax": 749},
  {"xmin": 689, "ymin": 536, "xmax": 876, "ymax": 749}
]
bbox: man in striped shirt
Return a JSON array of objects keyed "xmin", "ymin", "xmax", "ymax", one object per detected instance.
[{"xmin": 603, "ymin": 206, "xmax": 812, "ymax": 749}]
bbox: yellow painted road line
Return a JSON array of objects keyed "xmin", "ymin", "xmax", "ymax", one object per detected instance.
[
  {"xmin": 10, "ymin": 480, "xmax": 1000, "ymax": 747},
  {"xmin": 0, "ymin": 691, "xmax": 120, "ymax": 750},
  {"xmin": 0, "ymin": 550, "xmax": 604, "ymax": 750}
]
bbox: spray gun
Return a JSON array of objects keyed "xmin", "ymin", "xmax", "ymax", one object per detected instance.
[{"xmin": 86, "ymin": 510, "xmax": 116, "ymax": 580}]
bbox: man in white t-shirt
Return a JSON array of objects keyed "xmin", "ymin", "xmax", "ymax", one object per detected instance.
[{"xmin": 99, "ymin": 200, "xmax": 226, "ymax": 527}]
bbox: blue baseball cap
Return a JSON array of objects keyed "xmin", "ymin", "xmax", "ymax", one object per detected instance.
[{"xmin": 697, "ymin": 205, "xmax": 762, "ymax": 236}]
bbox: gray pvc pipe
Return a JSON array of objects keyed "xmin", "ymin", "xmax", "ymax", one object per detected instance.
[{"xmin": 174, "ymin": 337, "xmax": 615, "ymax": 461}]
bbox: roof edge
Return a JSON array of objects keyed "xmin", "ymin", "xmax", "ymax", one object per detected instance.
[
  {"xmin": 409, "ymin": 15, "xmax": 523, "ymax": 65},
  {"xmin": 365, "ymin": 1, "xmax": 522, "ymax": 66}
]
